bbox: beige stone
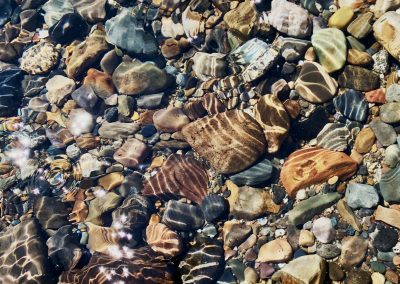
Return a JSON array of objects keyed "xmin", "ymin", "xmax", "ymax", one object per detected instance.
[
  {"xmin": 337, "ymin": 199, "xmax": 362, "ymax": 231},
  {"xmin": 299, "ymin": 230, "xmax": 315, "ymax": 247},
  {"xmin": 257, "ymin": 238, "xmax": 293, "ymax": 263},
  {"xmin": 355, "ymin": 127, "xmax": 376, "ymax": 154},
  {"xmin": 328, "ymin": 7, "xmax": 354, "ymax": 29},
  {"xmin": 374, "ymin": 205, "xmax": 400, "ymax": 229},
  {"xmin": 373, "ymin": 11, "xmax": 400, "ymax": 62}
]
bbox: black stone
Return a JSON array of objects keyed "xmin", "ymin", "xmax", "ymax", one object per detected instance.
[
  {"xmin": 141, "ymin": 124, "xmax": 157, "ymax": 138},
  {"xmin": 272, "ymin": 185, "xmax": 286, "ymax": 204},
  {"xmin": 0, "ymin": 0, "xmax": 13, "ymax": 27},
  {"xmin": 333, "ymin": 89, "xmax": 368, "ymax": 122},
  {"xmin": 373, "ymin": 227, "xmax": 399, "ymax": 252},
  {"xmin": 49, "ymin": 13, "xmax": 88, "ymax": 45},
  {"xmin": 0, "ymin": 65, "xmax": 23, "ymax": 117},
  {"xmin": 104, "ymin": 107, "xmax": 118, "ymax": 122},
  {"xmin": 200, "ymin": 194, "xmax": 228, "ymax": 222},
  {"xmin": 292, "ymin": 107, "xmax": 330, "ymax": 140}
]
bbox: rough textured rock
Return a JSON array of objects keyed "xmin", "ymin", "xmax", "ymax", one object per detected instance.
[
  {"xmin": 280, "ymin": 147, "xmax": 358, "ymax": 197},
  {"xmin": 254, "ymin": 95, "xmax": 290, "ymax": 153},
  {"xmin": 20, "ymin": 42, "xmax": 59, "ymax": 74},
  {"xmin": 340, "ymin": 236, "xmax": 368, "ymax": 268},
  {"xmin": 338, "ymin": 65, "xmax": 380, "ymax": 91},
  {"xmin": 143, "ymin": 154, "xmax": 208, "ymax": 204},
  {"xmin": 181, "ymin": 110, "xmax": 267, "ymax": 174},
  {"xmin": 345, "ymin": 183, "xmax": 379, "ymax": 209},
  {"xmin": 113, "ymin": 138, "xmax": 149, "ymax": 168}
]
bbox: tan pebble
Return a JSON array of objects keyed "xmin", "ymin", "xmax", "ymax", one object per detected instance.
[
  {"xmin": 393, "ymin": 255, "xmax": 400, "ymax": 266},
  {"xmin": 304, "ymin": 47, "xmax": 316, "ymax": 61},
  {"xmin": 350, "ymin": 149, "xmax": 363, "ymax": 164},
  {"xmin": 131, "ymin": 111, "xmax": 140, "ymax": 121},
  {"xmin": 244, "ymin": 267, "xmax": 259, "ymax": 284},
  {"xmin": 355, "ymin": 128, "xmax": 376, "ymax": 154},
  {"xmin": 257, "ymin": 238, "xmax": 293, "ymax": 263},
  {"xmin": 98, "ymin": 172, "xmax": 124, "ymax": 191},
  {"xmin": 150, "ymin": 156, "xmax": 164, "ymax": 169},
  {"xmin": 299, "ymin": 230, "xmax": 315, "ymax": 247},
  {"xmin": 371, "ymin": 272, "xmax": 385, "ymax": 284},
  {"xmin": 328, "ymin": 176, "xmax": 339, "ymax": 185},
  {"xmin": 328, "ymin": 7, "xmax": 354, "ymax": 29},
  {"xmin": 371, "ymin": 144, "xmax": 378, "ymax": 153}
]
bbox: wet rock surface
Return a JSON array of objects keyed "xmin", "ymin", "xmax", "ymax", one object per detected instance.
[{"xmin": 0, "ymin": 0, "xmax": 400, "ymax": 283}]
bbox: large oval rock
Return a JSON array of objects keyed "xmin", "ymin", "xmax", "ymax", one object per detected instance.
[
  {"xmin": 112, "ymin": 59, "xmax": 171, "ymax": 95},
  {"xmin": 294, "ymin": 61, "xmax": 338, "ymax": 103},
  {"xmin": 373, "ymin": 11, "xmax": 400, "ymax": 62},
  {"xmin": 181, "ymin": 110, "xmax": 267, "ymax": 174},
  {"xmin": 105, "ymin": 8, "xmax": 158, "ymax": 55},
  {"xmin": 143, "ymin": 154, "xmax": 208, "ymax": 204},
  {"xmin": 338, "ymin": 65, "xmax": 380, "ymax": 91},
  {"xmin": 162, "ymin": 200, "xmax": 205, "ymax": 231},
  {"xmin": 280, "ymin": 147, "xmax": 358, "ymax": 197},
  {"xmin": 312, "ymin": 28, "xmax": 347, "ymax": 73}
]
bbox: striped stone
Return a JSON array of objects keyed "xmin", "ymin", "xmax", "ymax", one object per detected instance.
[
  {"xmin": 59, "ymin": 247, "xmax": 176, "ymax": 284},
  {"xmin": 146, "ymin": 223, "xmax": 182, "ymax": 258},
  {"xmin": 202, "ymin": 92, "xmax": 226, "ymax": 115},
  {"xmin": 373, "ymin": 12, "xmax": 400, "ymax": 62},
  {"xmin": 142, "ymin": 154, "xmax": 208, "ymax": 204},
  {"xmin": 347, "ymin": 12, "xmax": 373, "ymax": 39},
  {"xmin": 316, "ymin": 123, "xmax": 350, "ymax": 151},
  {"xmin": 280, "ymin": 147, "xmax": 358, "ymax": 197},
  {"xmin": 333, "ymin": 89, "xmax": 368, "ymax": 122},
  {"xmin": 181, "ymin": 110, "xmax": 267, "ymax": 174},
  {"xmin": 294, "ymin": 62, "xmax": 338, "ymax": 103},
  {"xmin": 162, "ymin": 200, "xmax": 205, "ymax": 231},
  {"xmin": 229, "ymin": 158, "xmax": 274, "ymax": 186},
  {"xmin": 72, "ymin": 0, "xmax": 106, "ymax": 22},
  {"xmin": 179, "ymin": 235, "xmax": 224, "ymax": 284},
  {"xmin": 311, "ymin": 28, "xmax": 347, "ymax": 73},
  {"xmin": 254, "ymin": 95, "xmax": 290, "ymax": 153}
]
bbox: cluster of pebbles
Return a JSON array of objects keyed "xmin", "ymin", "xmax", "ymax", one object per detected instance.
[{"xmin": 1, "ymin": 0, "xmax": 400, "ymax": 283}]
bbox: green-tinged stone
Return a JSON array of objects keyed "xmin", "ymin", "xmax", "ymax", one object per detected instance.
[
  {"xmin": 312, "ymin": 28, "xmax": 347, "ymax": 73},
  {"xmin": 288, "ymin": 192, "xmax": 341, "ymax": 225},
  {"xmin": 380, "ymin": 163, "xmax": 400, "ymax": 202},
  {"xmin": 347, "ymin": 36, "xmax": 366, "ymax": 51},
  {"xmin": 328, "ymin": 7, "xmax": 354, "ymax": 29}
]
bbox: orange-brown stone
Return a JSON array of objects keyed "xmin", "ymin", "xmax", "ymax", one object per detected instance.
[
  {"xmin": 280, "ymin": 147, "xmax": 358, "ymax": 197},
  {"xmin": 365, "ymin": 88, "xmax": 386, "ymax": 104}
]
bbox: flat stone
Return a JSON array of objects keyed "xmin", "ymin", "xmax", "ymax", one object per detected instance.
[
  {"xmin": 223, "ymin": 0, "xmax": 257, "ymax": 38},
  {"xmin": 312, "ymin": 217, "xmax": 335, "ymax": 243},
  {"xmin": 153, "ymin": 107, "xmax": 190, "ymax": 133},
  {"xmin": 347, "ymin": 49, "xmax": 373, "ymax": 66},
  {"xmin": 272, "ymin": 255, "xmax": 326, "ymax": 284},
  {"xmin": 338, "ymin": 65, "xmax": 380, "ymax": 91},
  {"xmin": 337, "ymin": 199, "xmax": 362, "ymax": 231},
  {"xmin": 98, "ymin": 122, "xmax": 140, "ymax": 139},
  {"xmin": 369, "ymin": 119, "xmax": 397, "ymax": 147},
  {"xmin": 294, "ymin": 61, "xmax": 338, "ymax": 104},
  {"xmin": 280, "ymin": 147, "xmax": 358, "ymax": 197},
  {"xmin": 345, "ymin": 183, "xmax": 379, "ymax": 209},
  {"xmin": 71, "ymin": 85, "xmax": 98, "ymax": 112},
  {"xmin": 316, "ymin": 243, "xmax": 341, "ymax": 259},
  {"xmin": 181, "ymin": 110, "xmax": 266, "ymax": 174},
  {"xmin": 113, "ymin": 138, "xmax": 149, "ymax": 168},
  {"xmin": 257, "ymin": 239, "xmax": 293, "ymax": 263},
  {"xmin": 136, "ymin": 93, "xmax": 165, "ymax": 109},
  {"xmin": 229, "ymin": 158, "xmax": 273, "ymax": 186},
  {"xmin": 112, "ymin": 59, "xmax": 171, "ymax": 95},
  {"xmin": 339, "ymin": 236, "xmax": 368, "ymax": 268},
  {"xmin": 288, "ymin": 192, "xmax": 341, "ymax": 226},
  {"xmin": 200, "ymin": 194, "xmax": 228, "ymax": 222},
  {"xmin": 373, "ymin": 11, "xmax": 400, "ymax": 62},
  {"xmin": 162, "ymin": 200, "xmax": 204, "ymax": 231},
  {"xmin": 374, "ymin": 205, "xmax": 400, "ymax": 229},
  {"xmin": 312, "ymin": 28, "xmax": 346, "ymax": 73},
  {"xmin": 347, "ymin": 12, "xmax": 373, "ymax": 39},
  {"xmin": 380, "ymin": 102, "xmax": 400, "ymax": 123}
]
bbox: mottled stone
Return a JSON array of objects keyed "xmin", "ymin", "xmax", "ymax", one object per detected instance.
[
  {"xmin": 181, "ymin": 110, "xmax": 267, "ymax": 174},
  {"xmin": 312, "ymin": 28, "xmax": 346, "ymax": 73},
  {"xmin": 373, "ymin": 227, "xmax": 399, "ymax": 252},
  {"xmin": 339, "ymin": 236, "xmax": 368, "ymax": 268},
  {"xmin": 281, "ymin": 147, "xmax": 358, "ymax": 197},
  {"xmin": 45, "ymin": 75, "xmax": 76, "ymax": 106},
  {"xmin": 83, "ymin": 68, "xmax": 116, "ymax": 99},
  {"xmin": 105, "ymin": 8, "xmax": 158, "ymax": 55},
  {"xmin": 338, "ymin": 65, "xmax": 380, "ymax": 91},
  {"xmin": 365, "ymin": 88, "xmax": 386, "ymax": 103},
  {"xmin": 355, "ymin": 127, "xmax": 376, "ymax": 154},
  {"xmin": 114, "ymin": 138, "xmax": 149, "ymax": 168},
  {"xmin": 223, "ymin": 0, "xmax": 257, "ymax": 38},
  {"xmin": 254, "ymin": 95, "xmax": 290, "ymax": 153},
  {"xmin": 373, "ymin": 11, "xmax": 400, "ymax": 62},
  {"xmin": 71, "ymin": 85, "xmax": 98, "ymax": 112},
  {"xmin": 295, "ymin": 61, "xmax": 338, "ymax": 103},
  {"xmin": 20, "ymin": 42, "xmax": 59, "ymax": 74},
  {"xmin": 380, "ymin": 102, "xmax": 400, "ymax": 123},
  {"xmin": 347, "ymin": 49, "xmax": 373, "ymax": 66},
  {"xmin": 223, "ymin": 221, "xmax": 252, "ymax": 249},
  {"xmin": 66, "ymin": 29, "xmax": 109, "ymax": 79},
  {"xmin": 312, "ymin": 217, "xmax": 335, "ymax": 243}
]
